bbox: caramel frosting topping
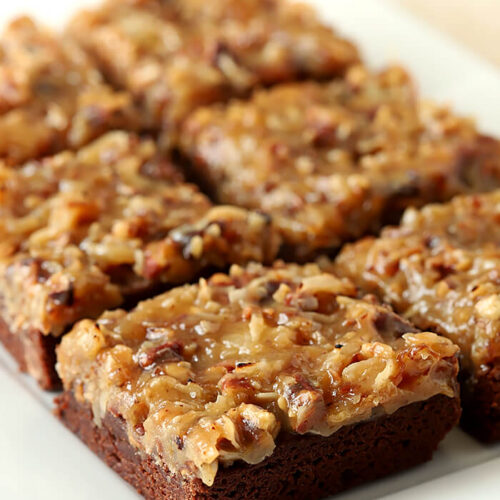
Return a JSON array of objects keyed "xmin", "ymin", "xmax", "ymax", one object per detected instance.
[
  {"xmin": 0, "ymin": 17, "xmax": 138, "ymax": 164},
  {"xmin": 181, "ymin": 65, "xmax": 500, "ymax": 257},
  {"xmin": 0, "ymin": 132, "xmax": 280, "ymax": 336},
  {"xmin": 68, "ymin": 0, "xmax": 359, "ymax": 129},
  {"xmin": 336, "ymin": 191, "xmax": 500, "ymax": 373}
]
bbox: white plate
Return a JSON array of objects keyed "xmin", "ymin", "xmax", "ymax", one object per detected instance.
[{"xmin": 1, "ymin": 1, "xmax": 500, "ymax": 499}]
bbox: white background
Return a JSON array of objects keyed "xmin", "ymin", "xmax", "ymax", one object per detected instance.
[{"xmin": 1, "ymin": 1, "xmax": 500, "ymax": 499}]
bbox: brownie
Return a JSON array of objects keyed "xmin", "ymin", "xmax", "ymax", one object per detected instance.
[
  {"xmin": 0, "ymin": 317, "xmax": 59, "ymax": 388},
  {"xmin": 0, "ymin": 17, "xmax": 139, "ymax": 165},
  {"xmin": 67, "ymin": 0, "xmax": 359, "ymax": 131},
  {"xmin": 179, "ymin": 65, "xmax": 500, "ymax": 259},
  {"xmin": 335, "ymin": 190, "xmax": 500, "ymax": 441},
  {"xmin": 0, "ymin": 131, "xmax": 280, "ymax": 389},
  {"xmin": 56, "ymin": 391, "xmax": 460, "ymax": 500},
  {"xmin": 56, "ymin": 262, "xmax": 460, "ymax": 496}
]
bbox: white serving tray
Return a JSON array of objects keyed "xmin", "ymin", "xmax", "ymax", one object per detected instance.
[{"xmin": 1, "ymin": 1, "xmax": 499, "ymax": 499}]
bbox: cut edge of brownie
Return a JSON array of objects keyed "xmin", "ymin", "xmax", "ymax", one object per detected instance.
[
  {"xmin": 460, "ymin": 361, "xmax": 500, "ymax": 442},
  {"xmin": 55, "ymin": 391, "xmax": 461, "ymax": 500},
  {"xmin": 0, "ymin": 316, "xmax": 60, "ymax": 390}
]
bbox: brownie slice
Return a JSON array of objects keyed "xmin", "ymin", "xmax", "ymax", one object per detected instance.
[
  {"xmin": 335, "ymin": 190, "xmax": 500, "ymax": 441},
  {"xmin": 0, "ymin": 131, "xmax": 280, "ymax": 389},
  {"xmin": 67, "ymin": 0, "xmax": 359, "ymax": 131},
  {"xmin": 179, "ymin": 65, "xmax": 500, "ymax": 259},
  {"xmin": 56, "ymin": 262, "xmax": 460, "ymax": 498},
  {"xmin": 0, "ymin": 17, "xmax": 139, "ymax": 165}
]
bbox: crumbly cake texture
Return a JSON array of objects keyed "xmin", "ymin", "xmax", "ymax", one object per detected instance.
[
  {"xmin": 55, "ymin": 391, "xmax": 460, "ymax": 500},
  {"xmin": 56, "ymin": 262, "xmax": 459, "ymax": 489},
  {"xmin": 335, "ymin": 191, "xmax": 500, "ymax": 441},
  {"xmin": 0, "ymin": 17, "xmax": 138, "ymax": 165},
  {"xmin": 0, "ymin": 131, "xmax": 280, "ymax": 388},
  {"xmin": 67, "ymin": 0, "xmax": 359, "ymax": 132},
  {"xmin": 180, "ymin": 65, "xmax": 500, "ymax": 259}
]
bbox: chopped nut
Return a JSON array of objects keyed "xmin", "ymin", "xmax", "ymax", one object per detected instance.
[
  {"xmin": 188, "ymin": 235, "xmax": 204, "ymax": 260},
  {"xmin": 475, "ymin": 295, "xmax": 500, "ymax": 321}
]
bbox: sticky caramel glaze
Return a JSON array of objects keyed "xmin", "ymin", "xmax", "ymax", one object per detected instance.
[
  {"xmin": 0, "ymin": 17, "xmax": 138, "ymax": 164},
  {"xmin": 0, "ymin": 131, "xmax": 280, "ymax": 337},
  {"xmin": 180, "ymin": 65, "xmax": 500, "ymax": 258},
  {"xmin": 336, "ymin": 191, "xmax": 500, "ymax": 374},
  {"xmin": 57, "ymin": 262, "xmax": 459, "ymax": 486},
  {"xmin": 67, "ymin": 0, "xmax": 358, "ymax": 131}
]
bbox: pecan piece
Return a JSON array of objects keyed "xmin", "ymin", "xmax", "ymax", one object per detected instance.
[
  {"xmin": 135, "ymin": 340, "xmax": 183, "ymax": 369},
  {"xmin": 49, "ymin": 285, "xmax": 75, "ymax": 307},
  {"xmin": 281, "ymin": 374, "xmax": 327, "ymax": 434}
]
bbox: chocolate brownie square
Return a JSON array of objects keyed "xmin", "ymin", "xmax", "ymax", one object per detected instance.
[
  {"xmin": 0, "ymin": 132, "xmax": 280, "ymax": 388},
  {"xmin": 180, "ymin": 65, "xmax": 500, "ymax": 259},
  {"xmin": 336, "ymin": 190, "xmax": 500, "ymax": 441},
  {"xmin": 0, "ymin": 17, "xmax": 138, "ymax": 164},
  {"xmin": 67, "ymin": 0, "xmax": 359, "ymax": 131},
  {"xmin": 56, "ymin": 262, "xmax": 460, "ymax": 498}
]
